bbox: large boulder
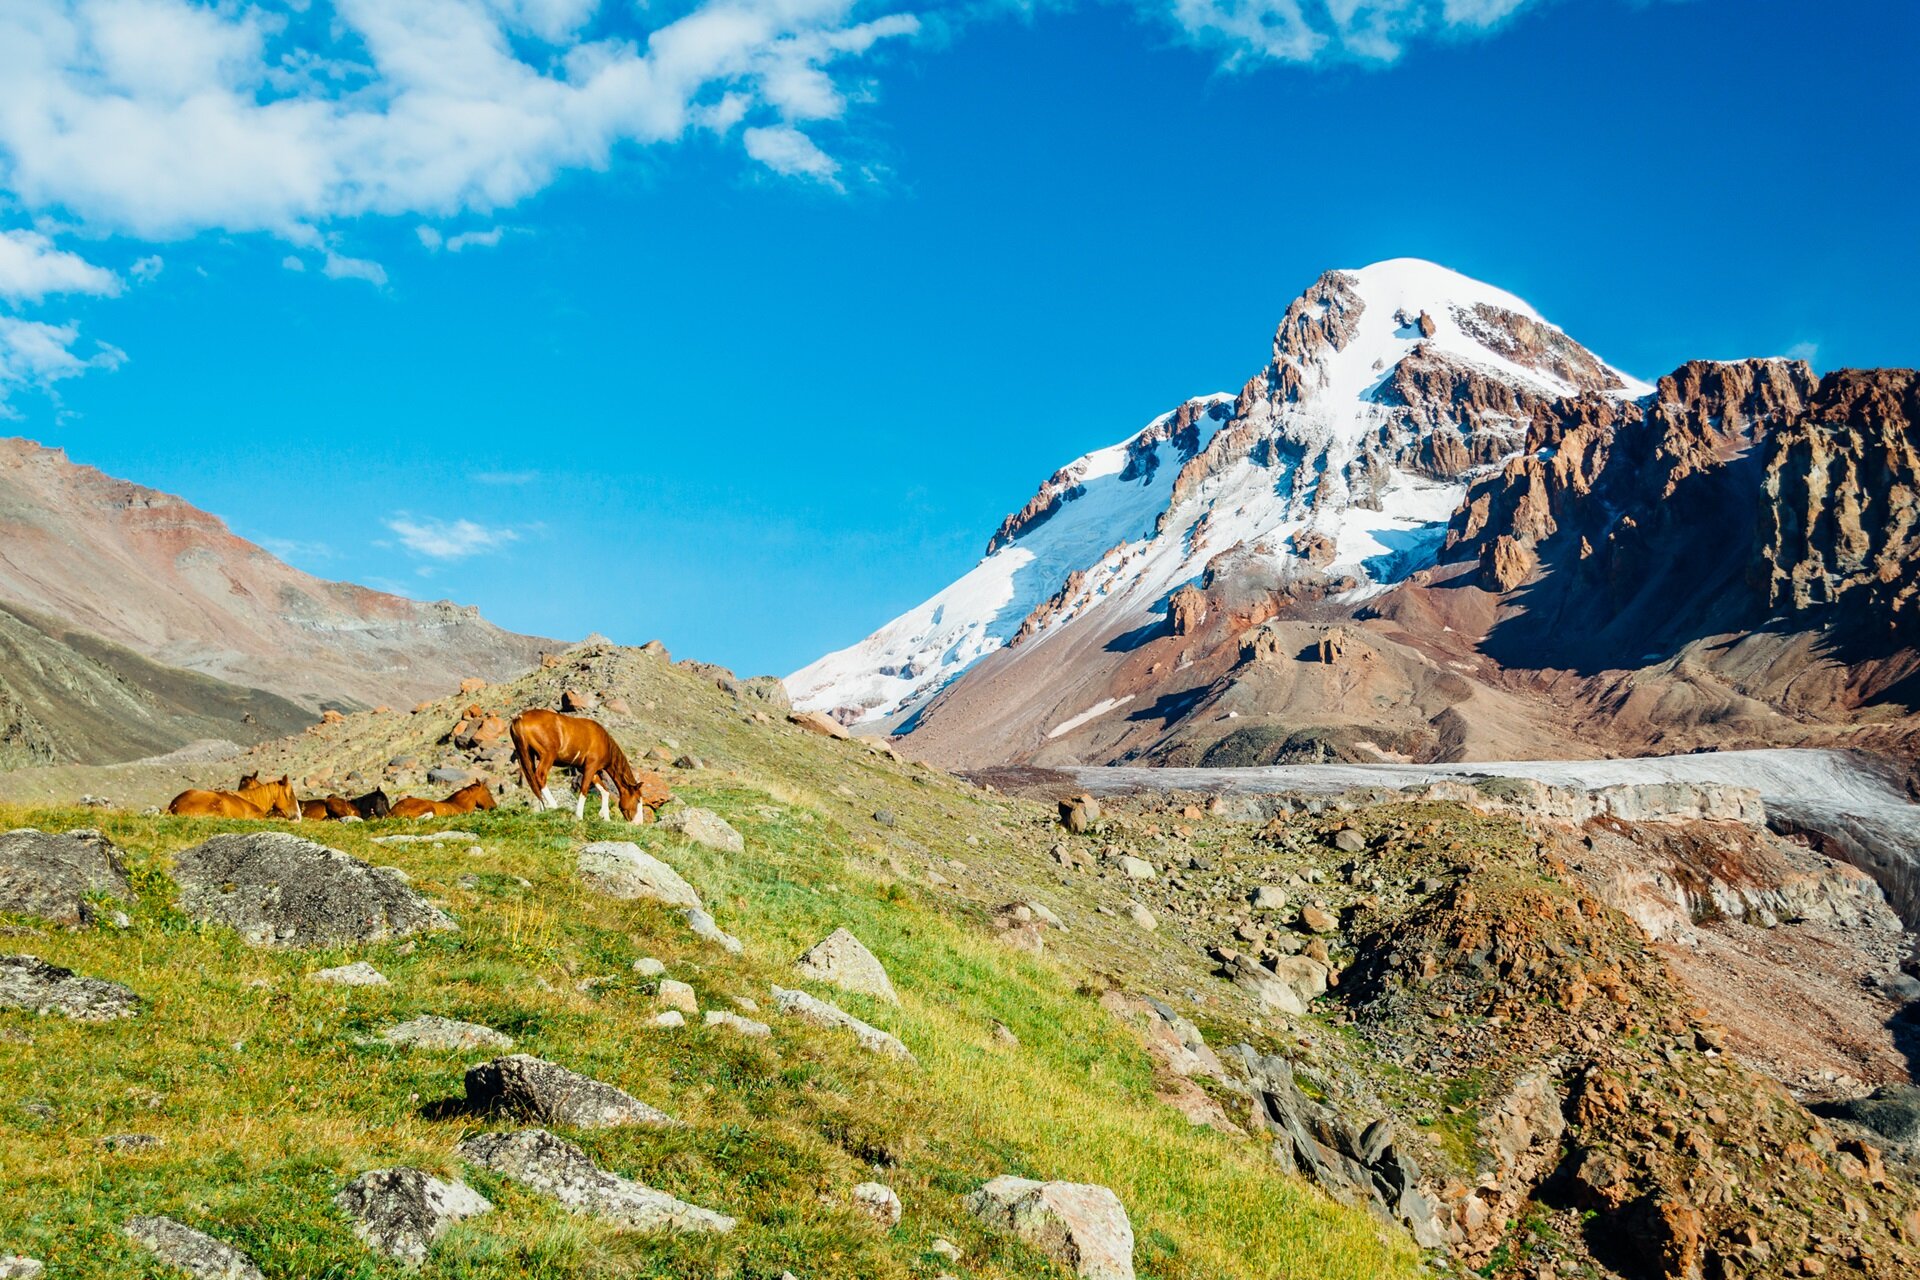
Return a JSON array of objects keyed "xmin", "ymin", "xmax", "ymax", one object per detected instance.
[
  {"xmin": 964, "ymin": 1176, "xmax": 1134, "ymax": 1280},
  {"xmin": 577, "ymin": 843, "xmax": 702, "ymax": 909},
  {"xmin": 0, "ymin": 954, "xmax": 139, "ymax": 1021},
  {"xmin": 771, "ymin": 984, "xmax": 914, "ymax": 1062},
  {"xmin": 656, "ymin": 808, "xmax": 744, "ymax": 855},
  {"xmin": 794, "ymin": 927, "xmax": 898, "ymax": 1004},
  {"xmin": 335, "ymin": 1168, "xmax": 491, "ymax": 1263},
  {"xmin": 0, "ymin": 829, "xmax": 131, "ymax": 925},
  {"xmin": 465, "ymin": 1055, "xmax": 677, "ymax": 1129},
  {"xmin": 171, "ymin": 832, "xmax": 455, "ymax": 948},
  {"xmin": 122, "ymin": 1216, "xmax": 263, "ymax": 1280},
  {"xmin": 737, "ymin": 676, "xmax": 792, "ymax": 711},
  {"xmin": 456, "ymin": 1128, "xmax": 734, "ymax": 1232}
]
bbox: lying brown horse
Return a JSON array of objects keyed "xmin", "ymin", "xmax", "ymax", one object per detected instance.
[
  {"xmin": 390, "ymin": 781, "xmax": 497, "ymax": 820},
  {"xmin": 298, "ymin": 788, "xmax": 393, "ymax": 821},
  {"xmin": 168, "ymin": 774, "xmax": 302, "ymax": 820},
  {"xmin": 510, "ymin": 708, "xmax": 668, "ymax": 822}
]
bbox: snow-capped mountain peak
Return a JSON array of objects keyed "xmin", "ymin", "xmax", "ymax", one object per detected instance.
[{"xmin": 788, "ymin": 259, "xmax": 1648, "ymax": 726}]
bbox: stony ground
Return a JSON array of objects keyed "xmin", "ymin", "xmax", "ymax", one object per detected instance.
[{"xmin": 3, "ymin": 643, "xmax": 1918, "ymax": 1280}]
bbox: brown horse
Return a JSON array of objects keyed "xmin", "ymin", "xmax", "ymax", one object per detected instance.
[
  {"xmin": 168, "ymin": 774, "xmax": 302, "ymax": 820},
  {"xmin": 299, "ymin": 795, "xmax": 358, "ymax": 821},
  {"xmin": 347, "ymin": 788, "xmax": 392, "ymax": 820},
  {"xmin": 510, "ymin": 708, "xmax": 668, "ymax": 822},
  {"xmin": 390, "ymin": 781, "xmax": 498, "ymax": 820}
]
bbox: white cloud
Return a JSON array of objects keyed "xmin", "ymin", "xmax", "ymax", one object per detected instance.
[
  {"xmin": 281, "ymin": 254, "xmax": 306, "ymax": 272},
  {"xmin": 1165, "ymin": 0, "xmax": 1539, "ymax": 66},
  {"xmin": 0, "ymin": 0, "xmax": 924, "ymax": 244},
  {"xmin": 418, "ymin": 224, "xmax": 508, "ymax": 252},
  {"xmin": 129, "ymin": 253, "xmax": 164, "ymax": 283},
  {"xmin": 1785, "ymin": 341, "xmax": 1819, "ymax": 365},
  {"xmin": 0, "ymin": 315, "xmax": 125, "ymax": 413},
  {"xmin": 0, "ymin": 229, "xmax": 122, "ymax": 302},
  {"xmin": 321, "ymin": 249, "xmax": 388, "ymax": 286},
  {"xmin": 386, "ymin": 512, "xmax": 522, "ymax": 559},
  {"xmin": 743, "ymin": 124, "xmax": 841, "ymax": 183},
  {"xmin": 471, "ymin": 468, "xmax": 540, "ymax": 485}
]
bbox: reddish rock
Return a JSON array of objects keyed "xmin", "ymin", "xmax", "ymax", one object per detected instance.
[
  {"xmin": 561, "ymin": 688, "xmax": 597, "ymax": 713},
  {"xmin": 787, "ymin": 710, "xmax": 850, "ymax": 740}
]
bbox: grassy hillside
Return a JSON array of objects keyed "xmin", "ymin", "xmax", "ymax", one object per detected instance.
[{"xmin": 0, "ymin": 651, "xmax": 1417, "ymax": 1278}]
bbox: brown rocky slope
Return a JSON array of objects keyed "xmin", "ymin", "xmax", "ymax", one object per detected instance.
[{"xmin": 0, "ymin": 437, "xmax": 552, "ymax": 763}]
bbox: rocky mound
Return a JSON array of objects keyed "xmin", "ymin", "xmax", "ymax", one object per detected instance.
[{"xmin": 171, "ymin": 831, "xmax": 456, "ymax": 947}]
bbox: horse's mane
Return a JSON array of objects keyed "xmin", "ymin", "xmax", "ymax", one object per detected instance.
[{"xmin": 604, "ymin": 733, "xmax": 640, "ymax": 790}]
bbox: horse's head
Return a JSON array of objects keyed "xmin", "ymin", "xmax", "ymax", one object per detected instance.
[
  {"xmin": 237, "ymin": 771, "xmax": 261, "ymax": 789},
  {"xmin": 358, "ymin": 789, "xmax": 392, "ymax": 819},
  {"xmin": 258, "ymin": 775, "xmax": 300, "ymax": 820},
  {"xmin": 457, "ymin": 781, "xmax": 497, "ymax": 811}
]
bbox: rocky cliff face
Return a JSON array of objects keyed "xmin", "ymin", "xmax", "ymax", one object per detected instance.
[
  {"xmin": 1762, "ymin": 369, "xmax": 1920, "ymax": 636},
  {"xmin": 0, "ymin": 438, "xmax": 551, "ymax": 753}
]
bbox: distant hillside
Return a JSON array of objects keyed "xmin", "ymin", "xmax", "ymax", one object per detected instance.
[
  {"xmin": 0, "ymin": 437, "xmax": 554, "ymax": 761},
  {"xmin": 0, "ymin": 599, "xmax": 313, "ymax": 769}
]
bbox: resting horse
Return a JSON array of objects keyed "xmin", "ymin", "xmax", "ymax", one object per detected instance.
[
  {"xmin": 168, "ymin": 774, "xmax": 302, "ymax": 820},
  {"xmin": 510, "ymin": 708, "xmax": 668, "ymax": 822},
  {"xmin": 298, "ymin": 788, "xmax": 392, "ymax": 821},
  {"xmin": 390, "ymin": 781, "xmax": 497, "ymax": 820}
]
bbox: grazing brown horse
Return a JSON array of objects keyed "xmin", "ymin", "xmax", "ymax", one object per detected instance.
[
  {"xmin": 390, "ymin": 781, "xmax": 498, "ymax": 820},
  {"xmin": 510, "ymin": 708, "xmax": 668, "ymax": 822},
  {"xmin": 168, "ymin": 774, "xmax": 302, "ymax": 820}
]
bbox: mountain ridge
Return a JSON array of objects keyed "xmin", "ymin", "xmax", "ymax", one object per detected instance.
[
  {"xmin": 0, "ymin": 436, "xmax": 554, "ymax": 765},
  {"xmin": 787, "ymin": 260, "xmax": 1920, "ymax": 774}
]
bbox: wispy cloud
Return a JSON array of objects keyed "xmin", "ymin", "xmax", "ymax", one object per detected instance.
[
  {"xmin": 320, "ymin": 249, "xmax": 388, "ymax": 287},
  {"xmin": 256, "ymin": 535, "xmax": 336, "ymax": 563},
  {"xmin": 386, "ymin": 513, "xmax": 522, "ymax": 560},
  {"xmin": 1166, "ymin": 0, "xmax": 1537, "ymax": 67},
  {"xmin": 0, "ymin": 315, "xmax": 124, "ymax": 415},
  {"xmin": 1785, "ymin": 340, "xmax": 1819, "ymax": 366},
  {"xmin": 418, "ymin": 225, "xmax": 509, "ymax": 253},
  {"xmin": 470, "ymin": 469, "xmax": 541, "ymax": 486}
]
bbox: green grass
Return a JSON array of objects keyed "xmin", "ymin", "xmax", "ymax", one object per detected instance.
[{"xmin": 0, "ymin": 786, "xmax": 1418, "ymax": 1279}]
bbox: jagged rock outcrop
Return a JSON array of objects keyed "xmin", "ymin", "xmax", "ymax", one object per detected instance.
[
  {"xmin": 1761, "ymin": 368, "xmax": 1920, "ymax": 636},
  {"xmin": 335, "ymin": 1168, "xmax": 491, "ymax": 1263},
  {"xmin": 964, "ymin": 1176, "xmax": 1135, "ymax": 1280}
]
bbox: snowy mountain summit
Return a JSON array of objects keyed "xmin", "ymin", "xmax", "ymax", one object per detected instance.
[{"xmin": 789, "ymin": 259, "xmax": 1650, "ymax": 726}]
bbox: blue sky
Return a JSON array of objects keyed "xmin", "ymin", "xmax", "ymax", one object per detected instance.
[{"xmin": 0, "ymin": 0, "xmax": 1915, "ymax": 678}]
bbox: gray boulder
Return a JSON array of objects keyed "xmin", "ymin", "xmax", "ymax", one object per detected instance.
[
  {"xmin": 1820, "ymin": 1083, "xmax": 1920, "ymax": 1152},
  {"xmin": 656, "ymin": 808, "xmax": 744, "ymax": 855},
  {"xmin": 122, "ymin": 1216, "xmax": 263, "ymax": 1280},
  {"xmin": 0, "ymin": 1258, "xmax": 43, "ymax": 1279},
  {"xmin": 172, "ymin": 832, "xmax": 455, "ymax": 947},
  {"xmin": 0, "ymin": 828, "xmax": 131, "ymax": 924},
  {"xmin": 964, "ymin": 1176, "xmax": 1134, "ymax": 1280},
  {"xmin": 456, "ymin": 1128, "xmax": 734, "ymax": 1232},
  {"xmin": 378, "ymin": 1015, "xmax": 512, "ymax": 1052},
  {"xmin": 0, "ymin": 953, "xmax": 140, "ymax": 1020},
  {"xmin": 770, "ymin": 985, "xmax": 914, "ymax": 1062},
  {"xmin": 794, "ymin": 927, "xmax": 898, "ymax": 1004},
  {"xmin": 736, "ymin": 675, "xmax": 791, "ymax": 711},
  {"xmin": 577, "ymin": 843, "xmax": 702, "ymax": 909},
  {"xmin": 684, "ymin": 907, "xmax": 742, "ymax": 953},
  {"xmin": 335, "ymin": 1167, "xmax": 491, "ymax": 1263},
  {"xmin": 704, "ymin": 1009, "xmax": 770, "ymax": 1037},
  {"xmin": 465, "ymin": 1054, "xmax": 677, "ymax": 1129}
]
